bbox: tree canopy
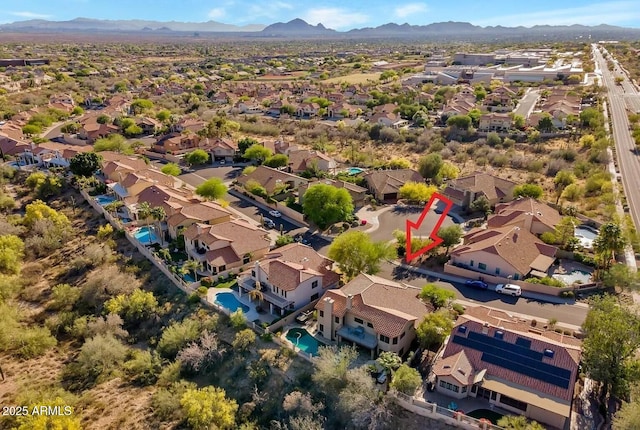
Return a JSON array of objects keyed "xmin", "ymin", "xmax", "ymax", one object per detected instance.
[
  {"xmin": 513, "ymin": 183, "xmax": 544, "ymax": 199},
  {"xmin": 582, "ymin": 295, "xmax": 640, "ymax": 399},
  {"xmin": 328, "ymin": 231, "xmax": 396, "ymax": 280},
  {"xmin": 418, "ymin": 153, "xmax": 443, "ymax": 182},
  {"xmin": 302, "ymin": 184, "xmax": 354, "ymax": 230},
  {"xmin": 263, "ymin": 153, "xmax": 289, "ymax": 168},
  {"xmin": 180, "ymin": 386, "xmax": 238, "ymax": 430},
  {"xmin": 70, "ymin": 152, "xmax": 102, "ymax": 177},
  {"xmin": 184, "ymin": 149, "xmax": 209, "ymax": 166},
  {"xmin": 244, "ymin": 144, "xmax": 273, "ymax": 163},
  {"xmin": 398, "ymin": 182, "xmax": 437, "ymax": 203},
  {"xmin": 160, "ymin": 162, "xmax": 181, "ymax": 176},
  {"xmin": 416, "ymin": 309, "xmax": 454, "ymax": 350},
  {"xmin": 195, "ymin": 178, "xmax": 227, "ymax": 201}
]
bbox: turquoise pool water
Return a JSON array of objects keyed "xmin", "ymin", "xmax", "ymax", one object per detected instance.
[
  {"xmin": 215, "ymin": 292, "xmax": 249, "ymax": 313},
  {"xmin": 553, "ymin": 270, "xmax": 592, "ymax": 286},
  {"xmin": 181, "ymin": 272, "xmax": 195, "ymax": 283},
  {"xmin": 95, "ymin": 195, "xmax": 116, "ymax": 206},
  {"xmin": 134, "ymin": 226, "xmax": 158, "ymax": 243},
  {"xmin": 348, "ymin": 167, "xmax": 364, "ymax": 175},
  {"xmin": 286, "ymin": 328, "xmax": 320, "ymax": 356}
]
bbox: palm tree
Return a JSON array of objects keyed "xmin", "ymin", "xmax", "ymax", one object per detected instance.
[
  {"xmin": 137, "ymin": 202, "xmax": 153, "ymax": 243},
  {"xmin": 248, "ymin": 280, "xmax": 264, "ymax": 307},
  {"xmin": 158, "ymin": 248, "xmax": 171, "ymax": 262},
  {"xmin": 183, "ymin": 258, "xmax": 201, "ymax": 282},
  {"xmin": 104, "ymin": 200, "xmax": 124, "ymax": 215},
  {"xmin": 151, "ymin": 206, "xmax": 166, "ymax": 246},
  {"xmin": 593, "ymin": 222, "xmax": 626, "ymax": 270}
]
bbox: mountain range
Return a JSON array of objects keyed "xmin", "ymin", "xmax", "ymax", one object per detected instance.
[{"xmin": 2, "ymin": 17, "xmax": 640, "ymax": 40}]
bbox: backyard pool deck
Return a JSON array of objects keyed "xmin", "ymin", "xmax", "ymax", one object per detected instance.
[
  {"xmin": 206, "ymin": 288, "xmax": 276, "ymax": 324},
  {"xmin": 417, "ymin": 382, "xmax": 513, "ymax": 419}
]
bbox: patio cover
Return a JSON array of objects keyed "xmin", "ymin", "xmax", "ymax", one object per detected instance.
[
  {"xmin": 337, "ymin": 326, "xmax": 378, "ymax": 349},
  {"xmin": 480, "ymin": 375, "xmax": 571, "ymax": 417}
]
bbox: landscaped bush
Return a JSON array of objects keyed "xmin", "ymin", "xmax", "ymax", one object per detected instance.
[
  {"xmin": 524, "ymin": 276, "xmax": 566, "ymax": 287},
  {"xmin": 197, "ymin": 286, "xmax": 208, "ymax": 296}
]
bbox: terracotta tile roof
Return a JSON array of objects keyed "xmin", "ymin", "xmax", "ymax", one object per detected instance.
[
  {"xmin": 453, "ymin": 225, "xmax": 557, "ymax": 275},
  {"xmin": 363, "ymin": 169, "xmax": 423, "ymax": 197},
  {"xmin": 262, "ymin": 243, "xmax": 339, "ymax": 289},
  {"xmin": 438, "ymin": 306, "xmax": 582, "ymax": 401},
  {"xmin": 120, "ymin": 173, "xmax": 154, "ymax": 190},
  {"xmin": 184, "ymin": 220, "xmax": 270, "ymax": 263},
  {"xmin": 167, "ymin": 201, "xmax": 231, "ymax": 228},
  {"xmin": 0, "ymin": 136, "xmax": 29, "ymax": 156},
  {"xmin": 489, "ymin": 198, "xmax": 563, "ymax": 232},
  {"xmin": 316, "ymin": 273, "xmax": 433, "ymax": 338},
  {"xmin": 445, "ymin": 172, "xmax": 517, "ymax": 202},
  {"xmin": 102, "ymin": 157, "xmax": 149, "ymax": 176},
  {"xmin": 266, "ymin": 260, "xmax": 322, "ymax": 292},
  {"xmin": 131, "ymin": 185, "xmax": 193, "ymax": 212},
  {"xmin": 237, "ymin": 165, "xmax": 308, "ymax": 194},
  {"xmin": 287, "ymin": 149, "xmax": 335, "ymax": 172},
  {"xmin": 205, "ymin": 247, "xmax": 239, "ymax": 266}
]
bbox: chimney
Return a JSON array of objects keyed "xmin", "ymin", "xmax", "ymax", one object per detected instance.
[
  {"xmin": 482, "ymin": 323, "xmax": 489, "ymax": 335},
  {"xmin": 523, "ymin": 212, "xmax": 533, "ymax": 232},
  {"xmin": 301, "ymin": 257, "xmax": 309, "ymax": 270},
  {"xmin": 513, "ymin": 227, "xmax": 520, "ymax": 243},
  {"xmin": 346, "ymin": 294, "xmax": 353, "ymax": 310}
]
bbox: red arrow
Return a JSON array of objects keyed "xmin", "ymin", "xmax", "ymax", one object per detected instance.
[{"xmin": 405, "ymin": 192, "xmax": 453, "ymax": 262}]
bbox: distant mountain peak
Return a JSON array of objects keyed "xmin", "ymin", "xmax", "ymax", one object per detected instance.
[{"xmin": 261, "ymin": 18, "xmax": 336, "ymax": 35}]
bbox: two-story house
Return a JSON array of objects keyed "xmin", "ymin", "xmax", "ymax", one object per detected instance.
[
  {"xmin": 478, "ymin": 113, "xmax": 512, "ymax": 132},
  {"xmin": 183, "ymin": 220, "xmax": 271, "ymax": 277},
  {"xmin": 431, "ymin": 306, "xmax": 581, "ymax": 429},
  {"xmin": 167, "ymin": 201, "xmax": 232, "ymax": 239},
  {"xmin": 238, "ymin": 243, "xmax": 340, "ymax": 315},
  {"xmin": 315, "ymin": 274, "xmax": 433, "ymax": 359}
]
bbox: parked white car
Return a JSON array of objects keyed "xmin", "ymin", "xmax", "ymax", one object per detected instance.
[{"xmin": 495, "ymin": 283, "xmax": 522, "ymax": 297}]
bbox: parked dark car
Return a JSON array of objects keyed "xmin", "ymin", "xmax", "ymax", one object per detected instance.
[{"xmin": 465, "ymin": 279, "xmax": 489, "ymax": 290}]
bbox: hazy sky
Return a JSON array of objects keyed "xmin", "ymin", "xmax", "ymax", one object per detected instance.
[{"xmin": 5, "ymin": 0, "xmax": 640, "ymax": 29}]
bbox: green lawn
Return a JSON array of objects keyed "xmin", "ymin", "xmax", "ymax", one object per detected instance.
[
  {"xmin": 466, "ymin": 409, "xmax": 504, "ymax": 424},
  {"xmin": 213, "ymin": 279, "xmax": 238, "ymax": 289}
]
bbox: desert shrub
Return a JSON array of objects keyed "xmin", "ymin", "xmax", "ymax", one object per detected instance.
[
  {"xmin": 177, "ymin": 331, "xmax": 225, "ymax": 373},
  {"xmin": 157, "ymin": 318, "xmax": 201, "ymax": 358},
  {"xmin": 79, "ymin": 314, "xmax": 129, "ymax": 340},
  {"xmin": 232, "ymin": 329, "xmax": 256, "ymax": 352},
  {"xmin": 80, "ymin": 265, "xmax": 140, "ymax": 309},
  {"xmin": 14, "ymin": 326, "xmax": 57, "ymax": 358},
  {"xmin": 229, "ymin": 309, "xmax": 246, "ymax": 329},
  {"xmin": 124, "ymin": 350, "xmax": 163, "ymax": 386},
  {"xmin": 49, "ymin": 283, "xmax": 81, "ymax": 311},
  {"xmin": 24, "ymin": 218, "xmax": 72, "ymax": 258},
  {"xmin": 64, "ymin": 334, "xmax": 128, "ymax": 388},
  {"xmin": 152, "ymin": 381, "xmax": 195, "ymax": 422},
  {"xmin": 546, "ymin": 159, "xmax": 568, "ymax": 176}
]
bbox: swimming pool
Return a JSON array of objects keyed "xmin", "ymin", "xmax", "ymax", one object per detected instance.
[
  {"xmin": 575, "ymin": 225, "xmax": 598, "ymax": 248},
  {"xmin": 95, "ymin": 195, "xmax": 116, "ymax": 206},
  {"xmin": 348, "ymin": 167, "xmax": 365, "ymax": 175},
  {"xmin": 181, "ymin": 272, "xmax": 195, "ymax": 283},
  {"xmin": 553, "ymin": 270, "xmax": 592, "ymax": 286},
  {"xmin": 134, "ymin": 226, "xmax": 158, "ymax": 244},
  {"xmin": 285, "ymin": 327, "xmax": 320, "ymax": 356},
  {"xmin": 214, "ymin": 292, "xmax": 249, "ymax": 313}
]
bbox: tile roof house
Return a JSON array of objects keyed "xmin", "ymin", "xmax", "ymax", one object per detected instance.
[
  {"xmin": 488, "ymin": 198, "xmax": 563, "ymax": 235},
  {"xmin": 239, "ymin": 243, "xmax": 340, "ymax": 315},
  {"xmin": 478, "ymin": 113, "xmax": 513, "ymax": 132},
  {"xmin": 0, "ymin": 135, "xmax": 30, "ymax": 157},
  {"xmin": 450, "ymin": 225, "xmax": 557, "ymax": 280},
  {"xmin": 443, "ymin": 172, "xmax": 517, "ymax": 209},
  {"xmin": 299, "ymin": 179, "xmax": 368, "ymax": 208},
  {"xmin": 236, "ymin": 165, "xmax": 308, "ymax": 195},
  {"xmin": 167, "ymin": 201, "xmax": 232, "ymax": 239},
  {"xmin": 183, "ymin": 220, "xmax": 271, "ymax": 277},
  {"xmin": 431, "ymin": 306, "xmax": 581, "ymax": 429},
  {"xmin": 102, "ymin": 157, "xmax": 151, "ymax": 182},
  {"xmin": 316, "ymin": 273, "xmax": 433, "ymax": 358},
  {"xmin": 287, "ymin": 149, "xmax": 337, "ymax": 174},
  {"xmin": 206, "ymin": 137, "xmax": 238, "ymax": 161},
  {"xmin": 363, "ymin": 169, "xmax": 423, "ymax": 203}
]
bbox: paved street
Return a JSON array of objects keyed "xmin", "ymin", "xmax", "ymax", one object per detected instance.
[
  {"xmin": 594, "ymin": 45, "xmax": 640, "ymax": 230},
  {"xmin": 368, "ymin": 204, "xmax": 458, "ymax": 242},
  {"xmin": 513, "ymin": 88, "xmax": 540, "ymax": 119},
  {"xmin": 378, "ymin": 262, "xmax": 589, "ymax": 328}
]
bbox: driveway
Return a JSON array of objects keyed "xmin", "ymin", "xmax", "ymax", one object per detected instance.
[
  {"xmin": 368, "ymin": 204, "xmax": 458, "ymax": 243},
  {"xmin": 179, "ymin": 166, "xmax": 242, "ymax": 188}
]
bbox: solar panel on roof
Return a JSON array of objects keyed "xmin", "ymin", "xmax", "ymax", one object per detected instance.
[
  {"xmin": 452, "ymin": 332, "xmax": 572, "ymax": 390},
  {"xmin": 515, "ymin": 337, "xmax": 532, "ymax": 348}
]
